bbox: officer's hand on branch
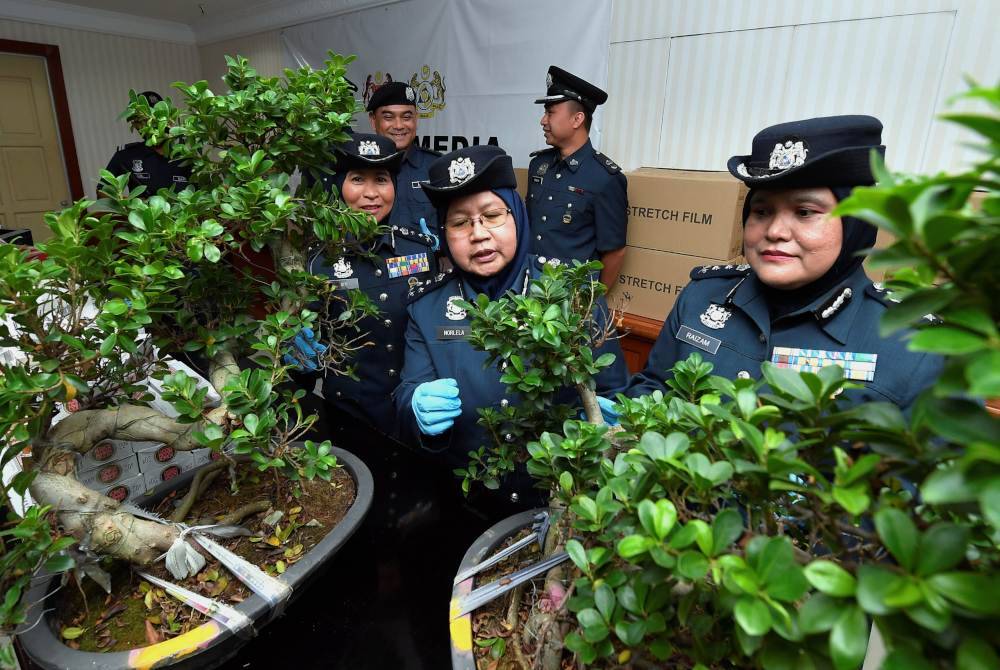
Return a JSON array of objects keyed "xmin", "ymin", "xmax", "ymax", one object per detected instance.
[
  {"xmin": 412, "ymin": 378, "xmax": 462, "ymax": 435},
  {"xmin": 283, "ymin": 328, "xmax": 327, "ymax": 371},
  {"xmin": 418, "ymin": 217, "xmax": 440, "ymax": 252}
]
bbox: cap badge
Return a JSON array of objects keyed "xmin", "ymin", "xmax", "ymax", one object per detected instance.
[
  {"xmin": 769, "ymin": 140, "xmax": 808, "ymax": 171},
  {"xmin": 332, "ymin": 258, "xmax": 353, "ymax": 279},
  {"xmin": 699, "ymin": 303, "xmax": 732, "ymax": 330},
  {"xmin": 445, "ymin": 295, "xmax": 467, "ymax": 321},
  {"xmin": 448, "ymin": 157, "xmax": 475, "ymax": 184},
  {"xmin": 405, "ymin": 86, "xmax": 415, "ymax": 102},
  {"xmin": 545, "ymin": 72, "xmax": 553, "ymax": 89},
  {"xmin": 358, "ymin": 140, "xmax": 380, "ymax": 157}
]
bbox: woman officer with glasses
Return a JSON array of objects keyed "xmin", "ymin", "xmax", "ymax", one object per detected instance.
[{"xmin": 393, "ymin": 145, "xmax": 628, "ymax": 516}]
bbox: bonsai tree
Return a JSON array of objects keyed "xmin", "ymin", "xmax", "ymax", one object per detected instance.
[
  {"xmin": 460, "ymin": 81, "xmax": 1000, "ymax": 669},
  {"xmin": 0, "ymin": 51, "xmax": 382, "ymax": 629}
]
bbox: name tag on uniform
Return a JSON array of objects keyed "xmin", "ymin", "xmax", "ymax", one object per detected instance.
[
  {"xmin": 411, "ymin": 181, "xmax": 424, "ymax": 189},
  {"xmin": 437, "ymin": 326, "xmax": 469, "ymax": 340},
  {"xmin": 531, "ymin": 176, "xmax": 543, "ymax": 183},
  {"xmin": 771, "ymin": 346, "xmax": 877, "ymax": 382},
  {"xmin": 386, "ymin": 252, "xmax": 430, "ymax": 279},
  {"xmin": 676, "ymin": 325, "xmax": 721, "ymax": 355},
  {"xmin": 329, "ymin": 278, "xmax": 359, "ymax": 290}
]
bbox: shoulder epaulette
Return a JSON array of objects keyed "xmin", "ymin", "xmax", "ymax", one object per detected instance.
[
  {"xmin": 864, "ymin": 282, "xmax": 940, "ymax": 323},
  {"xmin": 529, "ymin": 147, "xmax": 556, "ymax": 158},
  {"xmin": 406, "ymin": 267, "xmax": 454, "ymax": 303},
  {"xmin": 392, "ymin": 224, "xmax": 435, "ymax": 247},
  {"xmin": 594, "ymin": 151, "xmax": 621, "ymax": 174},
  {"xmin": 690, "ymin": 263, "xmax": 751, "ymax": 280}
]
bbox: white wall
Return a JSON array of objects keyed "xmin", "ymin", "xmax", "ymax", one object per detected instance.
[
  {"xmin": 604, "ymin": 0, "xmax": 1000, "ymax": 174},
  {"xmin": 198, "ymin": 30, "xmax": 285, "ymax": 90},
  {"xmin": 0, "ymin": 19, "xmax": 202, "ymax": 199}
]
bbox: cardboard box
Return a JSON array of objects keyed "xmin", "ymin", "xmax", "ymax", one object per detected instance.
[
  {"xmin": 142, "ymin": 457, "xmax": 195, "ymax": 492},
  {"xmin": 625, "ymin": 169, "xmax": 748, "ymax": 260},
  {"xmin": 609, "ymin": 247, "xmax": 727, "ymax": 321},
  {"xmin": 514, "ymin": 167, "xmax": 529, "ymax": 200},
  {"xmin": 77, "ymin": 453, "xmax": 142, "ymax": 489},
  {"xmin": 98, "ymin": 473, "xmax": 147, "ymax": 503}
]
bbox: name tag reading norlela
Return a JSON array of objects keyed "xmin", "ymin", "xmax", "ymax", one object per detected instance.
[
  {"xmin": 437, "ymin": 326, "xmax": 470, "ymax": 340},
  {"xmin": 676, "ymin": 325, "xmax": 721, "ymax": 355},
  {"xmin": 330, "ymin": 278, "xmax": 360, "ymax": 290}
]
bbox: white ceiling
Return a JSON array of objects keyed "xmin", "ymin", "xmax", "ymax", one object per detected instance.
[
  {"xmin": 0, "ymin": 0, "xmax": 402, "ymax": 45},
  {"xmin": 45, "ymin": 0, "xmax": 279, "ymax": 25}
]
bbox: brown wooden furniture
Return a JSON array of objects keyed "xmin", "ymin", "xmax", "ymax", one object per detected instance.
[{"xmin": 618, "ymin": 312, "xmax": 664, "ymax": 374}]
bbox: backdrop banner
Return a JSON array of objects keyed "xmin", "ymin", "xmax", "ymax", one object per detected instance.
[{"xmin": 282, "ymin": 0, "xmax": 611, "ymax": 167}]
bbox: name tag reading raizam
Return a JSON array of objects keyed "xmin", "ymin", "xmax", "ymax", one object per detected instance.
[{"xmin": 676, "ymin": 325, "xmax": 721, "ymax": 355}]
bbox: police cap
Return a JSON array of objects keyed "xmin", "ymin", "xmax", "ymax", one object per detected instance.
[
  {"xmin": 728, "ymin": 115, "xmax": 885, "ymax": 188},
  {"xmin": 421, "ymin": 145, "xmax": 516, "ymax": 208},
  {"xmin": 534, "ymin": 66, "xmax": 607, "ymax": 112},
  {"xmin": 333, "ymin": 133, "xmax": 404, "ymax": 174},
  {"xmin": 366, "ymin": 81, "xmax": 417, "ymax": 112}
]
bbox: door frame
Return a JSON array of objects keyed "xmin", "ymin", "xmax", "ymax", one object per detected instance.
[{"xmin": 0, "ymin": 38, "xmax": 84, "ymax": 200}]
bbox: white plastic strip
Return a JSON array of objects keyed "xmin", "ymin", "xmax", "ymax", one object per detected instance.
[
  {"xmin": 137, "ymin": 571, "xmax": 254, "ymax": 637},
  {"xmin": 193, "ymin": 534, "xmax": 292, "ymax": 611}
]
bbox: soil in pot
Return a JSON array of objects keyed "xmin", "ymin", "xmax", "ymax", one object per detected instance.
[{"xmin": 52, "ymin": 462, "xmax": 355, "ymax": 653}]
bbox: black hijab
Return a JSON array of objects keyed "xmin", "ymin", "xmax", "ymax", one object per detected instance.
[{"xmin": 743, "ymin": 186, "xmax": 877, "ymax": 318}]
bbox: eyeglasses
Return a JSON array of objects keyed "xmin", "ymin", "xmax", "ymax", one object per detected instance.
[{"xmin": 443, "ymin": 207, "xmax": 511, "ymax": 234}]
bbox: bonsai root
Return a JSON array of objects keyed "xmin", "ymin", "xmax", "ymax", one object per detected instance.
[
  {"xmin": 506, "ymin": 583, "xmax": 530, "ymax": 670},
  {"xmin": 214, "ymin": 500, "xmax": 270, "ymax": 527},
  {"xmin": 171, "ymin": 460, "xmax": 227, "ymax": 523}
]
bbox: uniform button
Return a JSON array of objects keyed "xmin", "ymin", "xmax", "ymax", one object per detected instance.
[
  {"xmin": 536, "ymin": 234, "xmax": 542, "ymax": 241},
  {"xmin": 500, "ymin": 398, "xmax": 509, "ymax": 408},
  {"xmin": 384, "ymin": 319, "xmax": 392, "ymax": 327},
  {"xmin": 737, "ymin": 371, "xmax": 750, "ymax": 380},
  {"xmin": 388, "ymin": 369, "xmax": 397, "ymax": 377},
  {"xmin": 556, "ymin": 173, "xmax": 562, "ymax": 179},
  {"xmin": 504, "ymin": 433, "xmax": 514, "ymax": 442},
  {"xmin": 567, "ymin": 203, "xmax": 572, "ymax": 208},
  {"xmin": 335, "ymin": 391, "xmax": 342, "ymax": 398},
  {"xmin": 541, "ymin": 215, "xmax": 547, "ymax": 222},
  {"xmin": 510, "ymin": 492, "xmax": 520, "ymax": 503},
  {"xmin": 758, "ymin": 333, "xmax": 766, "ymax": 343},
  {"xmin": 375, "ymin": 269, "xmax": 382, "ymax": 277},
  {"xmin": 538, "ymin": 256, "xmax": 547, "ymax": 264},
  {"xmin": 386, "ymin": 344, "xmax": 394, "ymax": 352},
  {"xmin": 547, "ymin": 195, "xmax": 552, "ymax": 201},
  {"xmin": 379, "ymin": 293, "xmax": 388, "ymax": 302}
]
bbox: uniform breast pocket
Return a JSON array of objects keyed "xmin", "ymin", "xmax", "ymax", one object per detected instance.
[{"xmin": 551, "ymin": 190, "xmax": 593, "ymax": 229}]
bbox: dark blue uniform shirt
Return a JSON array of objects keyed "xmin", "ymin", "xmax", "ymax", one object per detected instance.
[
  {"xmin": 101, "ymin": 141, "xmax": 191, "ymax": 196},
  {"xmin": 526, "ymin": 139, "xmax": 628, "ymax": 263},
  {"xmin": 394, "ymin": 256, "xmax": 630, "ymax": 465},
  {"xmin": 388, "ymin": 145, "xmax": 441, "ymax": 235},
  {"xmin": 309, "ymin": 225, "xmax": 437, "ymax": 432},
  {"xmin": 623, "ymin": 264, "xmax": 943, "ymax": 413}
]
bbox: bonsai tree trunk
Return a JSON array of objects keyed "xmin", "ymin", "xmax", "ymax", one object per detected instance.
[{"xmin": 27, "ymin": 353, "xmax": 237, "ymax": 569}]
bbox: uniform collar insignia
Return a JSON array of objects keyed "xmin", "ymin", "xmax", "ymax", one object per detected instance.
[
  {"xmin": 815, "ymin": 287, "xmax": 853, "ymax": 321},
  {"xmin": 445, "ymin": 295, "xmax": 467, "ymax": 320},
  {"xmin": 568, "ymin": 158, "xmax": 579, "ymax": 166},
  {"xmin": 699, "ymin": 303, "xmax": 732, "ymax": 330},
  {"xmin": 448, "ymin": 157, "xmax": 475, "ymax": 184}
]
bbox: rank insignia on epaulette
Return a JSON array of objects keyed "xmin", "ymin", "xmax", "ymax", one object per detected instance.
[{"xmin": 815, "ymin": 287, "xmax": 853, "ymax": 321}]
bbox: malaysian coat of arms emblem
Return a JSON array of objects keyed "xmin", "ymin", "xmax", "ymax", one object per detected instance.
[
  {"xmin": 699, "ymin": 303, "xmax": 732, "ymax": 330},
  {"xmin": 445, "ymin": 295, "xmax": 467, "ymax": 321},
  {"xmin": 332, "ymin": 258, "xmax": 353, "ymax": 279}
]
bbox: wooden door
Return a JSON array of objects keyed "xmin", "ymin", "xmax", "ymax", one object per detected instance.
[{"xmin": 0, "ymin": 53, "xmax": 71, "ymax": 243}]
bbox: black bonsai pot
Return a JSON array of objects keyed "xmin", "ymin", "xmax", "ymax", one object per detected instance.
[{"xmin": 17, "ymin": 446, "xmax": 373, "ymax": 670}]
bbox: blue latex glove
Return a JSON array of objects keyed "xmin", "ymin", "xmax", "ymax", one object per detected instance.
[
  {"xmin": 411, "ymin": 378, "xmax": 462, "ymax": 435},
  {"xmin": 581, "ymin": 396, "xmax": 621, "ymax": 426},
  {"xmin": 418, "ymin": 217, "xmax": 440, "ymax": 252},
  {"xmin": 283, "ymin": 327, "xmax": 327, "ymax": 371}
]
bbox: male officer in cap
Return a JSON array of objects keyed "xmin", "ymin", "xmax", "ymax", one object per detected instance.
[
  {"xmin": 99, "ymin": 91, "xmax": 191, "ymax": 197},
  {"xmin": 367, "ymin": 81, "xmax": 442, "ymax": 238},
  {"xmin": 527, "ymin": 66, "xmax": 628, "ymax": 289}
]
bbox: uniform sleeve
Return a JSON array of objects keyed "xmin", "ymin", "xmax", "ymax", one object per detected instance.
[
  {"xmin": 595, "ymin": 171, "xmax": 628, "ymax": 253},
  {"xmin": 393, "ymin": 304, "xmax": 453, "ymax": 451},
  {"xmin": 623, "ymin": 286, "xmax": 688, "ymax": 398}
]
